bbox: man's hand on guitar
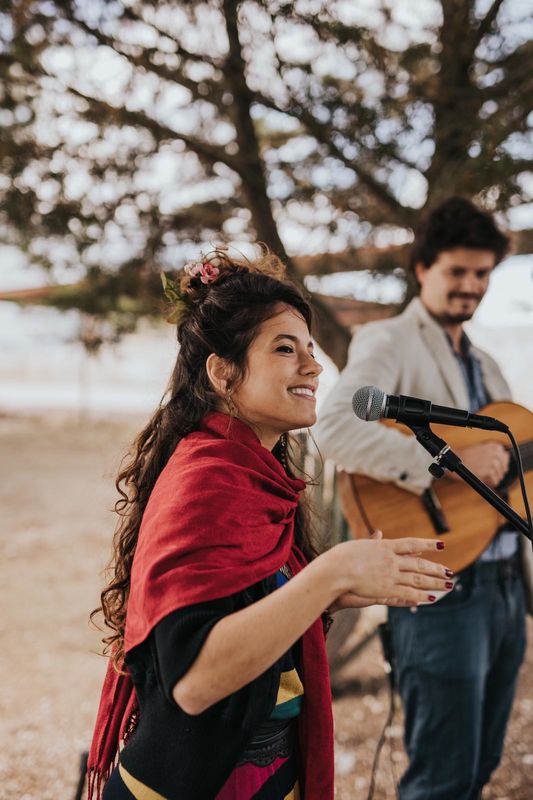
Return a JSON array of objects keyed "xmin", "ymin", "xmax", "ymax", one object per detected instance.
[
  {"xmin": 325, "ymin": 532, "xmax": 454, "ymax": 610},
  {"xmin": 454, "ymin": 442, "xmax": 510, "ymax": 488}
]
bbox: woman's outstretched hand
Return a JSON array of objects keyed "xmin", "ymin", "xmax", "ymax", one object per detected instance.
[
  {"xmin": 171, "ymin": 529, "xmax": 452, "ymax": 714},
  {"xmin": 325, "ymin": 530, "xmax": 454, "ymax": 610}
]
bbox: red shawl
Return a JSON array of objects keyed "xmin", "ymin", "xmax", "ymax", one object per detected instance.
[{"xmin": 88, "ymin": 412, "xmax": 334, "ymax": 799}]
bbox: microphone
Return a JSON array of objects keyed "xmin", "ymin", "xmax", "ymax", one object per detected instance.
[{"xmin": 352, "ymin": 385, "xmax": 509, "ymax": 433}]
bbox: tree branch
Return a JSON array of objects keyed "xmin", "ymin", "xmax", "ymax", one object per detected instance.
[
  {"xmin": 67, "ymin": 86, "xmax": 241, "ymax": 173},
  {"xmin": 293, "ymin": 244, "xmax": 409, "ymax": 276},
  {"xmin": 293, "ymin": 12, "xmax": 393, "ymax": 78},
  {"xmin": 42, "ymin": 6, "xmax": 237, "ymax": 114},
  {"xmin": 252, "ymin": 90, "xmax": 413, "ymax": 226},
  {"xmin": 66, "ymin": 16, "xmax": 218, "ymax": 103},
  {"xmin": 480, "ymin": 39, "xmax": 533, "ymax": 87},
  {"xmin": 304, "ymin": 116, "xmax": 415, "ymax": 226},
  {"xmin": 120, "ymin": 4, "xmax": 221, "ymax": 69},
  {"xmin": 472, "ymin": 0, "xmax": 506, "ymax": 51},
  {"xmin": 222, "ymin": 0, "xmax": 350, "ymax": 367},
  {"xmin": 483, "ymin": 100, "xmax": 533, "ymax": 152}
]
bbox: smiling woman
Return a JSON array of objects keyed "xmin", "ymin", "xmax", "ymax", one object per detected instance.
[
  {"xmin": 87, "ymin": 246, "xmax": 453, "ymax": 800},
  {"xmin": 206, "ymin": 306, "xmax": 322, "ymax": 451}
]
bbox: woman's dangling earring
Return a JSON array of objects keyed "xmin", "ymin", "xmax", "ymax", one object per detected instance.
[
  {"xmin": 279, "ymin": 433, "xmax": 289, "ymax": 469},
  {"xmin": 225, "ymin": 387, "xmax": 237, "ymax": 417}
]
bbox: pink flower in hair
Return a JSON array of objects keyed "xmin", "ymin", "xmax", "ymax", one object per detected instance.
[
  {"xmin": 183, "ymin": 261, "xmax": 204, "ymax": 277},
  {"xmin": 199, "ymin": 263, "xmax": 220, "ymax": 284}
]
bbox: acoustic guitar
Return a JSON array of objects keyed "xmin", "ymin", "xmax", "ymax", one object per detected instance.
[{"xmin": 337, "ymin": 401, "xmax": 533, "ymax": 573}]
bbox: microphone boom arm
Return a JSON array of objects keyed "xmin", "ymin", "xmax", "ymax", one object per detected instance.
[{"xmin": 408, "ymin": 424, "xmax": 533, "ymax": 542}]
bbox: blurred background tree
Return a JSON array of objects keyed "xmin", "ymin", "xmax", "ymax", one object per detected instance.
[{"xmin": 1, "ymin": 0, "xmax": 531, "ymax": 366}]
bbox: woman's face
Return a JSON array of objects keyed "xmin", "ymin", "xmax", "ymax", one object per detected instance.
[{"xmin": 231, "ymin": 304, "xmax": 323, "ymax": 450}]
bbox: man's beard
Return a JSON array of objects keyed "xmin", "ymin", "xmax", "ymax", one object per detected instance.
[
  {"xmin": 435, "ymin": 310, "xmax": 476, "ymax": 325},
  {"xmin": 435, "ymin": 313, "xmax": 474, "ymax": 325},
  {"xmin": 434, "ymin": 294, "xmax": 482, "ymax": 325}
]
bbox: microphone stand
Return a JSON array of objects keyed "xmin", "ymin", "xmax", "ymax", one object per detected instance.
[{"xmin": 408, "ymin": 423, "xmax": 533, "ymax": 542}]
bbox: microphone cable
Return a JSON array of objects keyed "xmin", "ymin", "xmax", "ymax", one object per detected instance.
[
  {"xmin": 366, "ymin": 623, "xmax": 399, "ymax": 800},
  {"xmin": 505, "ymin": 429, "xmax": 533, "ymax": 547},
  {"xmin": 344, "ymin": 476, "xmax": 399, "ymax": 798}
]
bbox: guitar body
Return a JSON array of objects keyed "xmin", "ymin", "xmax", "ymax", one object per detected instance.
[{"xmin": 338, "ymin": 402, "xmax": 533, "ymax": 573}]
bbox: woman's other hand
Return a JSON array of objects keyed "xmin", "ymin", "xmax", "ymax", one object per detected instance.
[{"xmin": 323, "ymin": 531, "xmax": 453, "ymax": 609}]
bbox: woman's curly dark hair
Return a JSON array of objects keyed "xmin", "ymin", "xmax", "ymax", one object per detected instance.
[{"xmin": 91, "ymin": 248, "xmax": 320, "ymax": 667}]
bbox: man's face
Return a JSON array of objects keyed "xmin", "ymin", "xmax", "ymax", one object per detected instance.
[{"xmin": 415, "ymin": 247, "xmax": 496, "ymax": 325}]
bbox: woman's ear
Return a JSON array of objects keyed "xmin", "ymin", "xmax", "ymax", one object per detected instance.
[{"xmin": 206, "ymin": 353, "xmax": 231, "ymax": 396}]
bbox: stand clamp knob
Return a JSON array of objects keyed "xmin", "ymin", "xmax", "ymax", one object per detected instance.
[{"xmin": 428, "ymin": 444, "xmax": 451, "ymax": 480}]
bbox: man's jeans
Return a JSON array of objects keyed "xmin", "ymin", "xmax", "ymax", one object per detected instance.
[{"xmin": 389, "ymin": 560, "xmax": 526, "ymax": 800}]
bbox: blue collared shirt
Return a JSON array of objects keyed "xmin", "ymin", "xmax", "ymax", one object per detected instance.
[{"xmin": 447, "ymin": 332, "xmax": 518, "ymax": 561}]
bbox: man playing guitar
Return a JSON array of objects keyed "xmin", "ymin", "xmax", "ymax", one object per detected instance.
[{"xmin": 315, "ymin": 197, "xmax": 532, "ymax": 800}]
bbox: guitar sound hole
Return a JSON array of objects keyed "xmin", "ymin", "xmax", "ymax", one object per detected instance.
[{"xmin": 421, "ymin": 488, "xmax": 450, "ymax": 534}]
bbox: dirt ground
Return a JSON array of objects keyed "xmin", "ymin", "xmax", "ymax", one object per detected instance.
[{"xmin": 1, "ymin": 413, "xmax": 532, "ymax": 799}]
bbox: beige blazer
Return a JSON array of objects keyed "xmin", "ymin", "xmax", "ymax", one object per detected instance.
[
  {"xmin": 315, "ymin": 297, "xmax": 511, "ymax": 493},
  {"xmin": 315, "ymin": 298, "xmax": 533, "ymax": 609}
]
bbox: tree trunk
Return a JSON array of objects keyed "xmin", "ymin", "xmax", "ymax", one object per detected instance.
[{"xmin": 223, "ymin": 0, "xmax": 350, "ymax": 367}]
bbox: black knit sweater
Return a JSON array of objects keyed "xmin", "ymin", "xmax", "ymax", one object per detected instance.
[{"xmin": 111, "ymin": 575, "xmax": 282, "ymax": 800}]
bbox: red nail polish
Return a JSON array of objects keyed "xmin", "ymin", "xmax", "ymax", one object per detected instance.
[
  {"xmin": 428, "ymin": 595, "xmax": 437, "ymax": 602},
  {"xmin": 445, "ymin": 568, "xmax": 454, "ymax": 577},
  {"xmin": 436, "ymin": 541, "xmax": 445, "ymax": 550},
  {"xmin": 445, "ymin": 581, "xmax": 454, "ymax": 589}
]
